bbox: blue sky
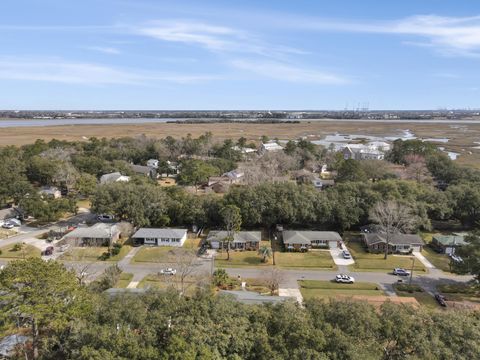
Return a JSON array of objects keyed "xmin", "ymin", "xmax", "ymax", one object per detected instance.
[{"xmin": 1, "ymin": 0, "xmax": 479, "ymax": 110}]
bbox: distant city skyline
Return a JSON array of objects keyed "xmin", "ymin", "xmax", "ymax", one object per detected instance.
[{"xmin": 1, "ymin": 0, "xmax": 479, "ymax": 110}]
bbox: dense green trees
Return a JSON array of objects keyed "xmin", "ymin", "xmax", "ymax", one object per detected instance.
[{"xmin": 2, "ymin": 258, "xmax": 480, "ymax": 360}]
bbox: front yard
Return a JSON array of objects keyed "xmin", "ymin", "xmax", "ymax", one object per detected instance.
[
  {"xmin": 60, "ymin": 245, "xmax": 131, "ymax": 262},
  {"xmin": 0, "ymin": 228, "xmax": 18, "ymax": 240},
  {"xmin": 437, "ymin": 283, "xmax": 480, "ymax": 304},
  {"xmin": 215, "ymin": 249, "xmax": 336, "ymax": 269},
  {"xmin": 132, "ymin": 246, "xmax": 195, "ymax": 263},
  {"xmin": 115, "ymin": 273, "xmax": 134, "ymax": 288},
  {"xmin": 347, "ymin": 242, "xmax": 426, "ymax": 273},
  {"xmin": 0, "ymin": 243, "xmax": 41, "ymax": 259},
  {"xmin": 419, "ymin": 232, "xmax": 452, "ymax": 272},
  {"xmin": 393, "ymin": 284, "xmax": 440, "ymax": 309},
  {"xmin": 299, "ymin": 280, "xmax": 384, "ymax": 300}
]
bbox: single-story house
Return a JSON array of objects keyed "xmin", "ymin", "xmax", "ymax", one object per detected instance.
[
  {"xmin": 100, "ymin": 172, "xmax": 130, "ymax": 185},
  {"xmin": 206, "ymin": 230, "xmax": 261, "ymax": 250},
  {"xmin": 259, "ymin": 141, "xmax": 284, "ymax": 154},
  {"xmin": 282, "ymin": 231, "xmax": 342, "ymax": 251},
  {"xmin": 223, "ymin": 170, "xmax": 244, "ymax": 183},
  {"xmin": 311, "ymin": 177, "xmax": 335, "ymax": 190},
  {"xmin": 132, "ymin": 228, "xmax": 188, "ymax": 247},
  {"xmin": 146, "ymin": 159, "xmax": 159, "ymax": 168},
  {"xmin": 431, "ymin": 234, "xmax": 468, "ymax": 255},
  {"xmin": 363, "ymin": 233, "xmax": 424, "ymax": 254},
  {"xmin": 38, "ymin": 186, "xmax": 62, "ymax": 199},
  {"xmin": 63, "ymin": 223, "xmax": 120, "ymax": 246},
  {"xmin": 130, "ymin": 164, "xmax": 157, "ymax": 179}
]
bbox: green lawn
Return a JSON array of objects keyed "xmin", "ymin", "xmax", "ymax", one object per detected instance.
[
  {"xmin": 422, "ymin": 246, "xmax": 452, "ymax": 272},
  {"xmin": 347, "ymin": 242, "xmax": 426, "ymax": 273},
  {"xmin": 215, "ymin": 249, "xmax": 336, "ymax": 269},
  {"xmin": 275, "ymin": 251, "xmax": 336, "ymax": 269},
  {"xmin": 137, "ymin": 274, "xmax": 198, "ymax": 295},
  {"xmin": 0, "ymin": 243, "xmax": 41, "ymax": 259},
  {"xmin": 115, "ymin": 273, "xmax": 134, "ymax": 288},
  {"xmin": 60, "ymin": 245, "xmax": 131, "ymax": 262},
  {"xmin": 215, "ymin": 251, "xmax": 269, "ymax": 267},
  {"xmin": 299, "ymin": 280, "xmax": 384, "ymax": 300},
  {"xmin": 393, "ymin": 284, "xmax": 439, "ymax": 309},
  {"xmin": 437, "ymin": 284, "xmax": 480, "ymax": 304},
  {"xmin": 132, "ymin": 246, "xmax": 197, "ymax": 263}
]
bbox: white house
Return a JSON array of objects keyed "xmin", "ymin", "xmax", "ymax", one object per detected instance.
[
  {"xmin": 259, "ymin": 141, "xmax": 284, "ymax": 154},
  {"xmin": 38, "ymin": 186, "xmax": 62, "ymax": 199},
  {"xmin": 147, "ymin": 159, "xmax": 159, "ymax": 168},
  {"xmin": 100, "ymin": 172, "xmax": 130, "ymax": 185},
  {"xmin": 132, "ymin": 228, "xmax": 188, "ymax": 247}
]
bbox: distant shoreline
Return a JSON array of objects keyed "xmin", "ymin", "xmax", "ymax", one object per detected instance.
[{"xmin": 2, "ymin": 117, "xmax": 480, "ymax": 128}]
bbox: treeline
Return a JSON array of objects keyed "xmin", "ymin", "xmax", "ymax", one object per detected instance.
[
  {"xmin": 92, "ymin": 178, "xmax": 477, "ymax": 231},
  {"xmin": 1, "ymin": 258, "xmax": 479, "ymax": 360}
]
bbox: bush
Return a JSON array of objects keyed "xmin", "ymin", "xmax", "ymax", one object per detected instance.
[
  {"xmin": 395, "ymin": 283, "xmax": 423, "ymax": 293},
  {"xmin": 111, "ymin": 243, "xmax": 122, "ymax": 256},
  {"xmin": 12, "ymin": 243, "xmax": 22, "ymax": 252},
  {"xmin": 212, "ymin": 269, "xmax": 229, "ymax": 287},
  {"xmin": 99, "ymin": 252, "xmax": 110, "ymax": 261}
]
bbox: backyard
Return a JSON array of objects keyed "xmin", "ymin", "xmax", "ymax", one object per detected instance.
[
  {"xmin": 0, "ymin": 243, "xmax": 41, "ymax": 259},
  {"xmin": 299, "ymin": 280, "xmax": 384, "ymax": 300},
  {"xmin": 347, "ymin": 242, "xmax": 426, "ymax": 273}
]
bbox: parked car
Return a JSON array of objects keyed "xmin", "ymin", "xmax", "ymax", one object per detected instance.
[
  {"xmin": 435, "ymin": 293, "xmax": 447, "ymax": 307},
  {"xmin": 2, "ymin": 222, "xmax": 14, "ymax": 229},
  {"xmin": 42, "ymin": 246, "xmax": 54, "ymax": 256},
  {"xmin": 160, "ymin": 268, "xmax": 177, "ymax": 275},
  {"xmin": 393, "ymin": 268, "xmax": 411, "ymax": 276},
  {"xmin": 97, "ymin": 214, "xmax": 114, "ymax": 221},
  {"xmin": 335, "ymin": 274, "xmax": 355, "ymax": 283},
  {"xmin": 6, "ymin": 218, "xmax": 21, "ymax": 227},
  {"xmin": 342, "ymin": 250, "xmax": 352, "ymax": 259}
]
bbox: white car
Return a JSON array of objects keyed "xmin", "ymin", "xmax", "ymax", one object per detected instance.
[
  {"xmin": 160, "ymin": 268, "xmax": 177, "ymax": 275},
  {"xmin": 2, "ymin": 223, "xmax": 14, "ymax": 229},
  {"xmin": 97, "ymin": 214, "xmax": 114, "ymax": 221},
  {"xmin": 335, "ymin": 274, "xmax": 355, "ymax": 283},
  {"xmin": 342, "ymin": 250, "xmax": 352, "ymax": 259}
]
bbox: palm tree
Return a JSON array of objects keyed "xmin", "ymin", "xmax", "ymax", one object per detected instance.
[{"xmin": 258, "ymin": 245, "xmax": 272, "ymax": 263}]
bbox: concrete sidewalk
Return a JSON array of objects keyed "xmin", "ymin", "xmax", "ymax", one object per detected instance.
[
  {"xmin": 412, "ymin": 251, "xmax": 435, "ymax": 269},
  {"xmin": 279, "ymin": 288, "xmax": 303, "ymax": 304}
]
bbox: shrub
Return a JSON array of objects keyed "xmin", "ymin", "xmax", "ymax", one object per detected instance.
[
  {"xmin": 395, "ymin": 283, "xmax": 423, "ymax": 293},
  {"xmin": 12, "ymin": 243, "xmax": 22, "ymax": 252},
  {"xmin": 212, "ymin": 269, "xmax": 229, "ymax": 287}
]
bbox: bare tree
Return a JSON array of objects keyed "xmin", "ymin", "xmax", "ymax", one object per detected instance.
[
  {"xmin": 220, "ymin": 205, "xmax": 241, "ymax": 261},
  {"xmin": 167, "ymin": 248, "xmax": 201, "ymax": 296},
  {"xmin": 404, "ymin": 154, "xmax": 432, "ymax": 183},
  {"xmin": 369, "ymin": 200, "xmax": 415, "ymax": 259},
  {"xmin": 260, "ymin": 268, "xmax": 284, "ymax": 296}
]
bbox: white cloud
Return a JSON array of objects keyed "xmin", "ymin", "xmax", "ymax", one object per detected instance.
[
  {"xmin": 230, "ymin": 59, "xmax": 349, "ymax": 84},
  {"xmin": 296, "ymin": 14, "xmax": 480, "ymax": 56},
  {"xmin": 135, "ymin": 19, "xmax": 305, "ymax": 57},
  {"xmin": 85, "ymin": 46, "xmax": 121, "ymax": 55},
  {"xmin": 0, "ymin": 57, "xmax": 220, "ymax": 85}
]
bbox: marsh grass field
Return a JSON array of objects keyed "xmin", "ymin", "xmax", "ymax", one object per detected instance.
[{"xmin": 1, "ymin": 120, "xmax": 479, "ymax": 167}]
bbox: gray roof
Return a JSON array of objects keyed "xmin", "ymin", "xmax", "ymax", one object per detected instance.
[
  {"xmin": 207, "ymin": 230, "xmax": 261, "ymax": 243},
  {"xmin": 283, "ymin": 231, "xmax": 342, "ymax": 245},
  {"xmin": 363, "ymin": 233, "xmax": 424, "ymax": 246},
  {"xmin": 132, "ymin": 228, "xmax": 187, "ymax": 239},
  {"xmin": 64, "ymin": 223, "xmax": 119, "ymax": 239},
  {"xmin": 130, "ymin": 164, "xmax": 152, "ymax": 175},
  {"xmin": 432, "ymin": 235, "xmax": 468, "ymax": 247}
]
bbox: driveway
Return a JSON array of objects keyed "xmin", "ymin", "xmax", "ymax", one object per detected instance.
[{"xmin": 330, "ymin": 248, "xmax": 355, "ymax": 266}]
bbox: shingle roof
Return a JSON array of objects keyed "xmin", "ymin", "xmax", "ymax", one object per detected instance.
[
  {"xmin": 433, "ymin": 235, "xmax": 468, "ymax": 247},
  {"xmin": 363, "ymin": 233, "xmax": 424, "ymax": 246},
  {"xmin": 64, "ymin": 223, "xmax": 119, "ymax": 239},
  {"xmin": 132, "ymin": 228, "xmax": 187, "ymax": 239},
  {"xmin": 282, "ymin": 231, "xmax": 342, "ymax": 245},
  {"xmin": 130, "ymin": 164, "xmax": 152, "ymax": 175},
  {"xmin": 207, "ymin": 230, "xmax": 261, "ymax": 243}
]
